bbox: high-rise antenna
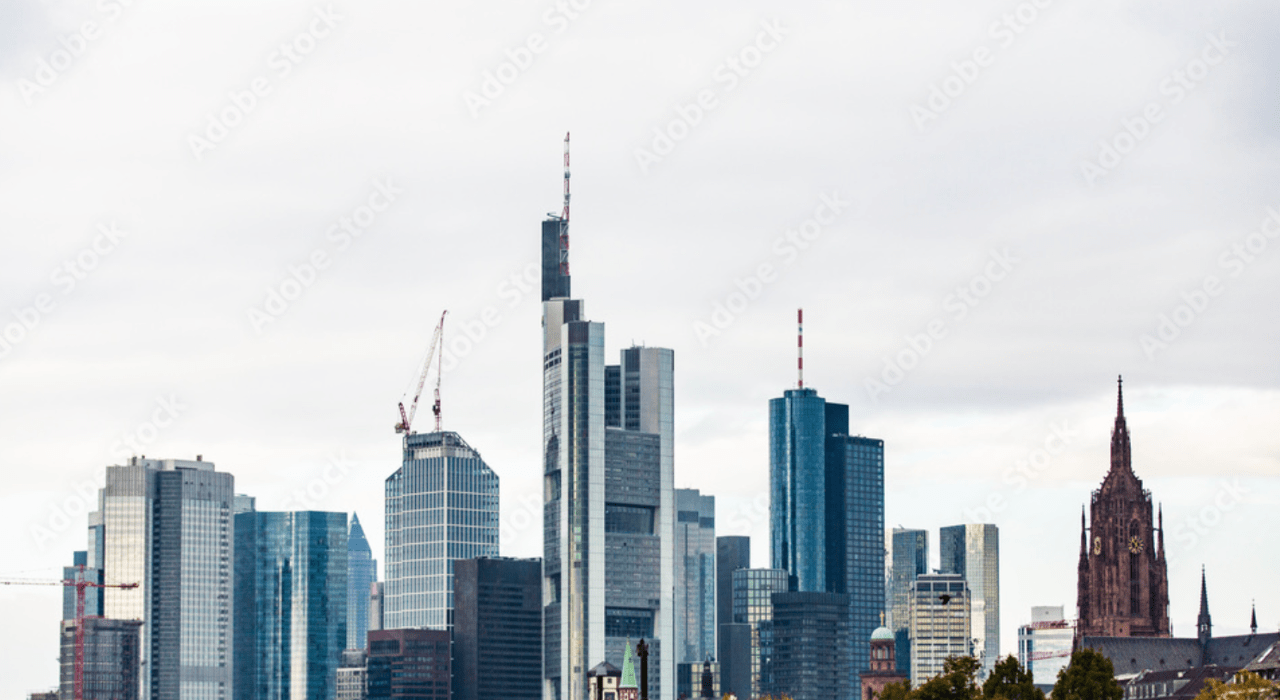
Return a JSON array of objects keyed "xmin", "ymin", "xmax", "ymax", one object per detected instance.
[
  {"xmin": 797, "ymin": 308, "xmax": 804, "ymax": 389},
  {"xmin": 560, "ymin": 132, "xmax": 571, "ymax": 275}
]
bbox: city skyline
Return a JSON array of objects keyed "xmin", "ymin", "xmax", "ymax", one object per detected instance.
[{"xmin": 3, "ymin": 2, "xmax": 1280, "ymax": 698}]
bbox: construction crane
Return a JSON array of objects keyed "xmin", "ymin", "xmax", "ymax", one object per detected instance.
[
  {"xmin": 2, "ymin": 565, "xmax": 139, "ymax": 700},
  {"xmin": 395, "ymin": 310, "xmax": 447, "ymax": 435}
]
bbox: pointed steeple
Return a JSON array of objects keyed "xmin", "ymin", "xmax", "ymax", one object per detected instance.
[
  {"xmin": 620, "ymin": 639, "xmax": 637, "ymax": 690},
  {"xmin": 1110, "ymin": 375, "xmax": 1133, "ymax": 476},
  {"xmin": 1157, "ymin": 504, "xmax": 1165, "ymax": 559},
  {"xmin": 1079, "ymin": 506, "xmax": 1088, "ymax": 558},
  {"xmin": 1197, "ymin": 566, "xmax": 1212, "ymax": 648},
  {"xmin": 1251, "ymin": 601, "xmax": 1258, "ymax": 634}
]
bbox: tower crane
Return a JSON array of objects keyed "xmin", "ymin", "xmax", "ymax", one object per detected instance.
[
  {"xmin": 396, "ymin": 310, "xmax": 447, "ymax": 435},
  {"xmin": 2, "ymin": 566, "xmax": 139, "ymax": 700}
]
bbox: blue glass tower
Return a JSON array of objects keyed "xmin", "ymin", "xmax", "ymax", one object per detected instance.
[
  {"xmin": 347, "ymin": 513, "xmax": 377, "ymax": 650},
  {"xmin": 769, "ymin": 386, "xmax": 885, "ymax": 691},
  {"xmin": 385, "ymin": 431, "xmax": 499, "ymax": 630},
  {"xmin": 234, "ymin": 510, "xmax": 350, "ymax": 700}
]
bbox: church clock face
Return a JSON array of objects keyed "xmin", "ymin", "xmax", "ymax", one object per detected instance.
[
  {"xmin": 1093, "ymin": 536, "xmax": 1102, "ymax": 555},
  {"xmin": 1129, "ymin": 535, "xmax": 1144, "ymax": 554}
]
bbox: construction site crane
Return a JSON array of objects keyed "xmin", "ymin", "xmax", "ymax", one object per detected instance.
[
  {"xmin": 395, "ymin": 310, "xmax": 447, "ymax": 435},
  {"xmin": 2, "ymin": 565, "xmax": 139, "ymax": 700}
]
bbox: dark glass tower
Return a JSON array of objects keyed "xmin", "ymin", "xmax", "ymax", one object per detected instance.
[
  {"xmin": 890, "ymin": 528, "xmax": 929, "ymax": 675},
  {"xmin": 234, "ymin": 510, "xmax": 349, "ymax": 700},
  {"xmin": 452, "ymin": 557, "xmax": 542, "ymax": 700},
  {"xmin": 347, "ymin": 513, "xmax": 377, "ymax": 650},
  {"xmin": 769, "ymin": 388, "xmax": 828, "ymax": 592},
  {"xmin": 385, "ymin": 431, "xmax": 499, "ymax": 630}
]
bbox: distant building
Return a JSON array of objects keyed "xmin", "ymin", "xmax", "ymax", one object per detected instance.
[
  {"xmin": 58, "ymin": 617, "xmax": 143, "ymax": 700},
  {"xmin": 234, "ymin": 510, "xmax": 349, "ymax": 700},
  {"xmin": 890, "ymin": 529, "xmax": 928, "ymax": 676},
  {"xmin": 385, "ymin": 431, "xmax": 499, "ymax": 630},
  {"xmin": 716, "ymin": 536, "xmax": 750, "ymax": 672},
  {"xmin": 452, "ymin": 557, "xmax": 541, "ymax": 700},
  {"xmin": 1017, "ymin": 606, "xmax": 1072, "ymax": 688},
  {"xmin": 348, "ymin": 513, "xmax": 378, "ymax": 650},
  {"xmin": 337, "ymin": 649, "xmax": 368, "ymax": 700},
  {"xmin": 369, "ymin": 582, "xmax": 384, "ymax": 634},
  {"xmin": 1121, "ymin": 665, "xmax": 1239, "ymax": 700},
  {"xmin": 367, "ymin": 629, "xmax": 451, "ymax": 700},
  {"xmin": 909, "ymin": 573, "xmax": 972, "ymax": 685},
  {"xmin": 97, "ymin": 456, "xmax": 234, "ymax": 700},
  {"xmin": 862, "ymin": 620, "xmax": 909, "ymax": 700},
  {"xmin": 940, "ymin": 524, "xmax": 999, "ymax": 679},
  {"xmin": 676, "ymin": 660, "xmax": 720, "ymax": 699},
  {"xmin": 771, "ymin": 592, "xmax": 852, "ymax": 700},
  {"xmin": 29, "ymin": 693, "xmax": 57, "ymax": 700},
  {"xmin": 1077, "ymin": 379, "xmax": 1170, "ymax": 641},
  {"xmin": 732, "ymin": 568, "xmax": 790, "ymax": 698},
  {"xmin": 61, "ymin": 551, "xmax": 101, "ymax": 620},
  {"xmin": 675, "ymin": 489, "xmax": 716, "ymax": 666}
]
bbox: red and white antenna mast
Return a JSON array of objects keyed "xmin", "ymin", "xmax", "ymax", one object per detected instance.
[
  {"xmin": 797, "ymin": 308, "xmax": 804, "ymax": 389},
  {"xmin": 560, "ymin": 132, "xmax": 571, "ymax": 275}
]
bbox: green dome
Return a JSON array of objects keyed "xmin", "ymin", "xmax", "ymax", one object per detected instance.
[{"xmin": 871, "ymin": 626, "xmax": 895, "ymax": 641}]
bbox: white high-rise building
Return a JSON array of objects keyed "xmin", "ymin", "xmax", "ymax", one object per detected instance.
[
  {"xmin": 1017, "ymin": 606, "xmax": 1072, "ymax": 687},
  {"xmin": 940, "ymin": 523, "xmax": 1000, "ymax": 679},
  {"xmin": 909, "ymin": 573, "xmax": 972, "ymax": 685},
  {"xmin": 96, "ymin": 456, "xmax": 235, "ymax": 700}
]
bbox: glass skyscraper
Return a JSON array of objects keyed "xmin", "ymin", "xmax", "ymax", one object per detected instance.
[
  {"xmin": 731, "ymin": 568, "xmax": 790, "ymax": 699},
  {"xmin": 890, "ymin": 528, "xmax": 929, "ymax": 675},
  {"xmin": 769, "ymin": 387, "xmax": 885, "ymax": 691},
  {"xmin": 909, "ymin": 573, "xmax": 972, "ymax": 685},
  {"xmin": 385, "ymin": 431, "xmax": 498, "ymax": 630},
  {"xmin": 347, "ymin": 513, "xmax": 377, "ymax": 650},
  {"xmin": 675, "ymin": 488, "xmax": 716, "ymax": 666},
  {"xmin": 940, "ymin": 523, "xmax": 1000, "ymax": 679},
  {"xmin": 97, "ymin": 456, "xmax": 234, "ymax": 700},
  {"xmin": 234, "ymin": 509, "xmax": 349, "ymax": 700}
]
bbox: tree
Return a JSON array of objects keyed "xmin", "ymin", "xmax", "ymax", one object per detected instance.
[
  {"xmin": 916, "ymin": 656, "xmax": 982, "ymax": 700},
  {"xmin": 880, "ymin": 679, "xmax": 913, "ymax": 700},
  {"xmin": 1052, "ymin": 649, "xmax": 1123, "ymax": 700},
  {"xmin": 1192, "ymin": 671, "xmax": 1279, "ymax": 700},
  {"xmin": 982, "ymin": 655, "xmax": 1046, "ymax": 700}
]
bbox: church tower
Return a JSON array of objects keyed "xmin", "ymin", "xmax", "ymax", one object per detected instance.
[{"xmin": 1076, "ymin": 378, "xmax": 1171, "ymax": 641}]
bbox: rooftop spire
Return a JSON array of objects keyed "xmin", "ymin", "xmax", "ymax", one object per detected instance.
[
  {"xmin": 1251, "ymin": 601, "xmax": 1258, "ymax": 634},
  {"xmin": 1110, "ymin": 375, "xmax": 1133, "ymax": 476},
  {"xmin": 620, "ymin": 639, "xmax": 638, "ymax": 689},
  {"xmin": 1197, "ymin": 566, "xmax": 1212, "ymax": 647},
  {"xmin": 1080, "ymin": 506, "xmax": 1087, "ymax": 558}
]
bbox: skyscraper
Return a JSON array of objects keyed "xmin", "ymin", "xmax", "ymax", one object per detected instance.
[
  {"xmin": 59, "ymin": 617, "xmax": 143, "ymax": 700},
  {"xmin": 715, "ymin": 535, "xmax": 751, "ymax": 675},
  {"xmin": 1017, "ymin": 606, "xmax": 1071, "ymax": 687},
  {"xmin": 1076, "ymin": 378, "xmax": 1170, "ymax": 641},
  {"xmin": 770, "ymin": 374, "xmax": 885, "ymax": 690},
  {"xmin": 234, "ymin": 509, "xmax": 349, "ymax": 700},
  {"xmin": 771, "ymin": 592, "xmax": 852, "ymax": 700},
  {"xmin": 385, "ymin": 430, "xmax": 499, "ymax": 630},
  {"xmin": 348, "ymin": 513, "xmax": 377, "ymax": 650},
  {"xmin": 541, "ymin": 169, "xmax": 676, "ymax": 700},
  {"xmin": 453, "ymin": 557, "xmax": 542, "ymax": 700},
  {"xmin": 98, "ymin": 456, "xmax": 234, "ymax": 700},
  {"xmin": 367, "ymin": 629, "xmax": 451, "ymax": 700},
  {"xmin": 939, "ymin": 523, "xmax": 999, "ymax": 679},
  {"xmin": 732, "ymin": 568, "xmax": 790, "ymax": 699},
  {"xmin": 889, "ymin": 528, "xmax": 928, "ymax": 675},
  {"xmin": 675, "ymin": 488, "xmax": 716, "ymax": 666},
  {"xmin": 61, "ymin": 551, "xmax": 101, "ymax": 621},
  {"xmin": 909, "ymin": 573, "xmax": 971, "ymax": 685}
]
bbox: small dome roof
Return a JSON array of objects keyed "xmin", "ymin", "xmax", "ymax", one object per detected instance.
[{"xmin": 871, "ymin": 626, "xmax": 895, "ymax": 641}]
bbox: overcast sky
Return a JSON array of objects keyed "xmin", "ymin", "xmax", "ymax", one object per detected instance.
[{"xmin": 2, "ymin": 0, "xmax": 1279, "ymax": 695}]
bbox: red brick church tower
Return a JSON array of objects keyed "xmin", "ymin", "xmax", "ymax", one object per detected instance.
[{"xmin": 1076, "ymin": 377, "xmax": 1171, "ymax": 642}]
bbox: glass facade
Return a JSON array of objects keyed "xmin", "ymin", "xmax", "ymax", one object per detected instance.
[
  {"xmin": 732, "ymin": 568, "xmax": 790, "ymax": 699},
  {"xmin": 100, "ymin": 457, "xmax": 233, "ymax": 700},
  {"xmin": 909, "ymin": 573, "xmax": 972, "ymax": 685},
  {"xmin": 940, "ymin": 524, "xmax": 1000, "ymax": 679},
  {"xmin": 347, "ymin": 513, "xmax": 377, "ymax": 650},
  {"xmin": 59, "ymin": 618, "xmax": 143, "ymax": 700},
  {"xmin": 385, "ymin": 431, "xmax": 498, "ymax": 630},
  {"xmin": 890, "ymin": 528, "xmax": 929, "ymax": 675},
  {"xmin": 1017, "ymin": 606, "xmax": 1072, "ymax": 687},
  {"xmin": 674, "ymin": 489, "xmax": 716, "ymax": 665},
  {"xmin": 770, "ymin": 592, "xmax": 852, "ymax": 700},
  {"xmin": 452, "ymin": 557, "xmax": 542, "ymax": 700},
  {"xmin": 234, "ymin": 510, "xmax": 349, "ymax": 700},
  {"xmin": 769, "ymin": 389, "xmax": 827, "ymax": 592}
]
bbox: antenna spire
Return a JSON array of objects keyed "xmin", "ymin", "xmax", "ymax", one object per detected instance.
[
  {"xmin": 797, "ymin": 308, "xmax": 804, "ymax": 389},
  {"xmin": 559, "ymin": 132, "xmax": 571, "ymax": 276}
]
